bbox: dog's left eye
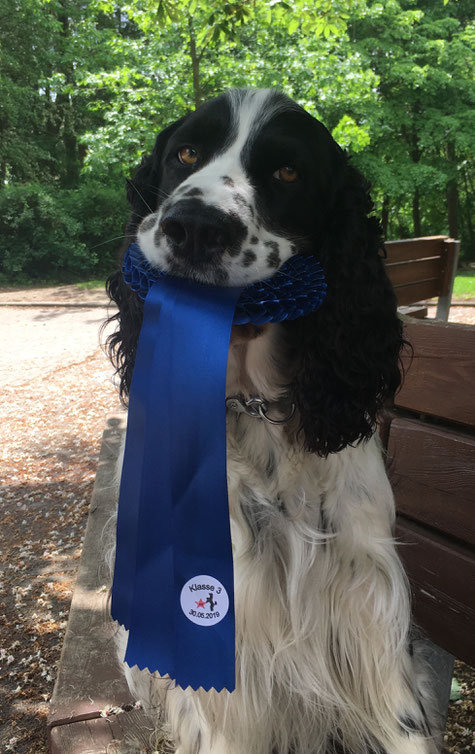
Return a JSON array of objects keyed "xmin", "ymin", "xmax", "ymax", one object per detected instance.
[
  {"xmin": 273, "ymin": 166, "xmax": 298, "ymax": 183},
  {"xmin": 178, "ymin": 146, "xmax": 199, "ymax": 166}
]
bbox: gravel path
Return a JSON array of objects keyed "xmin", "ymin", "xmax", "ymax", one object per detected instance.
[
  {"xmin": 0, "ymin": 285, "xmax": 473, "ymax": 753},
  {"xmin": 0, "ymin": 291, "xmax": 122, "ymax": 753},
  {"xmin": 0, "ymin": 307, "xmax": 114, "ymax": 388}
]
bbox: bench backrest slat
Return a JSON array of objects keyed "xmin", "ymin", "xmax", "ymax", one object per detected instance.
[
  {"xmin": 385, "ymin": 235, "xmax": 448, "ymax": 263},
  {"xmin": 396, "ymin": 320, "xmax": 475, "ymax": 426},
  {"xmin": 392, "ymin": 278, "xmax": 442, "ymax": 306},
  {"xmin": 389, "ymin": 417, "xmax": 475, "ymax": 546},
  {"xmin": 395, "ymin": 520, "xmax": 475, "ymax": 666},
  {"xmin": 388, "ymin": 256, "xmax": 444, "ymax": 289}
]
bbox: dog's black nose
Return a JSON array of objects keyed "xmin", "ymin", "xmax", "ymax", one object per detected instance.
[
  {"xmin": 161, "ymin": 215, "xmax": 226, "ymax": 257},
  {"xmin": 160, "ymin": 200, "xmax": 243, "ymax": 264}
]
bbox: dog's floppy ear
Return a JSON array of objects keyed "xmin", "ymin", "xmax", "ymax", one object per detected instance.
[
  {"xmin": 126, "ymin": 116, "xmax": 189, "ymax": 232},
  {"xmin": 287, "ymin": 158, "xmax": 404, "ymax": 456},
  {"xmin": 105, "ymin": 268, "xmax": 144, "ymax": 402},
  {"xmin": 106, "ymin": 115, "xmax": 188, "ymax": 401}
]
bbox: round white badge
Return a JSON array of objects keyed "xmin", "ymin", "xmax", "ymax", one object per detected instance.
[{"xmin": 180, "ymin": 575, "xmax": 229, "ymax": 627}]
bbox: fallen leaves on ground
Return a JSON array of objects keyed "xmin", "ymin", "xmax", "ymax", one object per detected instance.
[
  {"xmin": 0, "ymin": 348, "xmax": 121, "ymax": 754},
  {"xmin": 445, "ymin": 661, "xmax": 475, "ymax": 753}
]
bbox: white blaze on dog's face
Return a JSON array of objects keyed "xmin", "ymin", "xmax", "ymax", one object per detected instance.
[{"xmin": 136, "ymin": 89, "xmax": 339, "ymax": 286}]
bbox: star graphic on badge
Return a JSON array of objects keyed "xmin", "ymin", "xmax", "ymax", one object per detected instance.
[{"xmin": 195, "ymin": 599, "xmax": 206, "ymax": 609}]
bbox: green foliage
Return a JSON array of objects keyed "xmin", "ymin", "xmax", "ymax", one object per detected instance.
[
  {"xmin": 0, "ymin": 183, "xmax": 88, "ymax": 282},
  {"xmin": 347, "ymin": 0, "xmax": 475, "ymax": 255},
  {"xmin": 63, "ymin": 180, "xmax": 129, "ymax": 273},
  {"xmin": 0, "ymin": 182, "xmax": 127, "ymax": 283},
  {"xmin": 332, "ymin": 116, "xmax": 371, "ymax": 153},
  {"xmin": 1, "ymin": 0, "xmax": 474, "ymax": 282}
]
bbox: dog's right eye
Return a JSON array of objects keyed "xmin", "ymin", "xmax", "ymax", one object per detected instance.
[
  {"xmin": 178, "ymin": 146, "xmax": 199, "ymax": 166},
  {"xmin": 273, "ymin": 166, "xmax": 298, "ymax": 183}
]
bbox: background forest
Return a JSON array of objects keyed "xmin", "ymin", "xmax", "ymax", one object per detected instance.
[{"xmin": 1, "ymin": 0, "xmax": 474, "ymax": 283}]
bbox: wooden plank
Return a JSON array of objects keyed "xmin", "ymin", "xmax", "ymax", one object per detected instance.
[
  {"xmin": 396, "ymin": 517, "xmax": 475, "ymax": 611},
  {"xmin": 48, "ymin": 414, "xmax": 135, "ymax": 728},
  {"xmin": 384, "ymin": 236, "xmax": 459, "ymax": 312},
  {"xmin": 396, "ymin": 518, "xmax": 475, "ymax": 666},
  {"xmin": 393, "ymin": 278, "xmax": 442, "ymax": 306},
  {"xmin": 398, "ymin": 305, "xmax": 428, "ymax": 319},
  {"xmin": 439, "ymin": 239, "xmax": 460, "ymax": 299},
  {"xmin": 49, "ymin": 720, "xmax": 96, "ymax": 754},
  {"xmin": 49, "ymin": 710, "xmax": 153, "ymax": 754},
  {"xmin": 48, "ymin": 414, "xmax": 157, "ymax": 754},
  {"xmin": 436, "ymin": 239, "xmax": 460, "ymax": 320},
  {"xmin": 386, "ymin": 256, "xmax": 443, "ymax": 288},
  {"xmin": 397, "ymin": 319, "xmax": 475, "ymax": 426},
  {"xmin": 384, "ymin": 236, "xmax": 445, "ymax": 264},
  {"xmin": 408, "ymin": 583, "xmax": 474, "ymax": 668},
  {"xmin": 388, "ymin": 418, "xmax": 475, "ymax": 545}
]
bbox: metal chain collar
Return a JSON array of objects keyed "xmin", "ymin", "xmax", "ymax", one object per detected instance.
[{"xmin": 225, "ymin": 395, "xmax": 295, "ymax": 426}]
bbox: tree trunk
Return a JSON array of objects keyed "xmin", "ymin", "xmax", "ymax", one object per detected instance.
[
  {"xmin": 57, "ymin": 2, "xmax": 80, "ymax": 188},
  {"xmin": 412, "ymin": 188, "xmax": 421, "ymax": 237},
  {"xmin": 188, "ymin": 16, "xmax": 202, "ymax": 109},
  {"xmin": 116, "ymin": 5, "xmax": 122, "ymax": 34},
  {"xmin": 410, "ymin": 124, "xmax": 422, "ymax": 237},
  {"xmin": 63, "ymin": 106, "xmax": 80, "ymax": 188},
  {"xmin": 461, "ymin": 167, "xmax": 474, "ymax": 261},
  {"xmin": 381, "ymin": 196, "xmax": 389, "ymax": 237},
  {"xmin": 446, "ymin": 141, "xmax": 459, "ymax": 239}
]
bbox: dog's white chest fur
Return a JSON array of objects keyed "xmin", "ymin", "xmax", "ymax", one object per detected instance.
[{"xmin": 115, "ymin": 328, "xmax": 437, "ymax": 754}]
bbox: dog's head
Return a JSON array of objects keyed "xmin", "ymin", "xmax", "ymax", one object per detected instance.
[
  {"xmin": 107, "ymin": 88, "xmax": 403, "ymax": 456},
  {"xmin": 131, "ymin": 89, "xmax": 342, "ymax": 287}
]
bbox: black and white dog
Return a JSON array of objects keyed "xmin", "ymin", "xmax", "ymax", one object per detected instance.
[{"xmin": 107, "ymin": 89, "xmax": 439, "ymax": 754}]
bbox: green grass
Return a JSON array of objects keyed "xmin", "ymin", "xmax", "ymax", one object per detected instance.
[
  {"xmin": 453, "ymin": 270, "xmax": 475, "ymax": 300},
  {"xmin": 76, "ymin": 279, "xmax": 107, "ymax": 290},
  {"xmin": 0, "ymin": 278, "xmax": 107, "ymax": 291}
]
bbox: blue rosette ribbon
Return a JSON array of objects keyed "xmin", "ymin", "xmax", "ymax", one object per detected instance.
[{"xmin": 111, "ymin": 243, "xmax": 326, "ymax": 692}]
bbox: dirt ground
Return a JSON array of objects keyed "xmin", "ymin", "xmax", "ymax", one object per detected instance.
[
  {"xmin": 0, "ymin": 284, "xmax": 108, "ymax": 305},
  {"xmin": 0, "ymin": 284, "xmax": 473, "ymax": 753},
  {"xmin": 0, "ymin": 288, "xmax": 121, "ymax": 753}
]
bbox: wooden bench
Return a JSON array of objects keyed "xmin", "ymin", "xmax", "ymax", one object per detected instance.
[
  {"xmin": 385, "ymin": 318, "xmax": 475, "ymax": 667},
  {"xmin": 384, "ymin": 236, "xmax": 460, "ymax": 320}
]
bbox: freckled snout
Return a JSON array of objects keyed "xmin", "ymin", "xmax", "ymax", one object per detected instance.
[{"xmin": 160, "ymin": 199, "xmax": 246, "ymax": 267}]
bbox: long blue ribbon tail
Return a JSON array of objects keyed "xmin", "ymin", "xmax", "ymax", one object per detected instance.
[{"xmin": 111, "ymin": 276, "xmax": 243, "ymax": 692}]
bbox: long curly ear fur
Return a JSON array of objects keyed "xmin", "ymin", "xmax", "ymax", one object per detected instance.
[
  {"xmin": 105, "ymin": 270, "xmax": 144, "ymax": 402},
  {"xmin": 105, "ymin": 116, "xmax": 188, "ymax": 400},
  {"xmin": 286, "ymin": 157, "xmax": 404, "ymax": 456}
]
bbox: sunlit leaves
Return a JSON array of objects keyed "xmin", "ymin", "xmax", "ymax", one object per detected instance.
[
  {"xmin": 332, "ymin": 116, "xmax": 371, "ymax": 152},
  {"xmin": 288, "ymin": 18, "xmax": 299, "ymax": 34}
]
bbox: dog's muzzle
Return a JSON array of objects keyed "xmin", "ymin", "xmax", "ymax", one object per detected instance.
[{"xmin": 160, "ymin": 199, "xmax": 245, "ymax": 266}]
